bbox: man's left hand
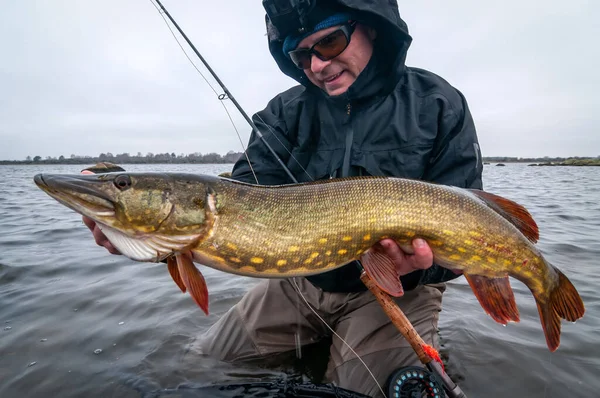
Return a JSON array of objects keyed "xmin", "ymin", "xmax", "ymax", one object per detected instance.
[{"xmin": 371, "ymin": 238, "xmax": 433, "ymax": 276}]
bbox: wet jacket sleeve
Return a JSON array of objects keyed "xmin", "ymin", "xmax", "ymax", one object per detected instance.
[
  {"xmin": 230, "ymin": 100, "xmax": 295, "ymax": 185},
  {"xmin": 403, "ymin": 89, "xmax": 484, "ymax": 289}
]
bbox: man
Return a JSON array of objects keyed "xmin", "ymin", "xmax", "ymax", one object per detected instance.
[{"xmin": 84, "ymin": 0, "xmax": 483, "ymax": 396}]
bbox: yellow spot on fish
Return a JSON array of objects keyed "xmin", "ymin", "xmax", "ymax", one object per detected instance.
[
  {"xmin": 251, "ymin": 257, "xmax": 264, "ymax": 264},
  {"xmin": 261, "ymin": 268, "xmax": 281, "ymax": 275},
  {"xmin": 315, "ymin": 261, "xmax": 323, "ymax": 267},
  {"xmin": 288, "ymin": 246, "xmax": 300, "ymax": 252},
  {"xmin": 338, "ymin": 249, "xmax": 348, "ymax": 255},
  {"xmin": 342, "ymin": 236, "xmax": 352, "ymax": 242},
  {"xmin": 464, "ymin": 240, "xmax": 474, "ymax": 246},
  {"xmin": 487, "ymin": 257, "xmax": 496, "ymax": 264},
  {"xmin": 239, "ymin": 266, "xmax": 257, "ymax": 273},
  {"xmin": 318, "ymin": 238, "xmax": 328, "ymax": 244},
  {"xmin": 503, "ymin": 260, "xmax": 512, "ymax": 266},
  {"xmin": 368, "ymin": 217, "xmax": 377, "ymax": 223},
  {"xmin": 310, "ymin": 252, "xmax": 320, "ymax": 259},
  {"xmin": 356, "ymin": 249, "xmax": 364, "ymax": 255},
  {"xmin": 430, "ymin": 240, "xmax": 443, "ymax": 247},
  {"xmin": 226, "ymin": 242, "xmax": 238, "ymax": 250},
  {"xmin": 276, "ymin": 259, "xmax": 287, "ymax": 267},
  {"xmin": 327, "ymin": 262, "xmax": 336, "ymax": 267},
  {"xmin": 363, "ymin": 234, "xmax": 371, "ymax": 241},
  {"xmin": 442, "ymin": 230, "xmax": 455, "ymax": 236},
  {"xmin": 449, "ymin": 254, "xmax": 462, "ymax": 261},
  {"xmin": 469, "ymin": 231, "xmax": 482, "ymax": 238},
  {"xmin": 405, "ymin": 231, "xmax": 415, "ymax": 238},
  {"xmin": 457, "ymin": 247, "xmax": 467, "ymax": 253},
  {"xmin": 230, "ymin": 257, "xmax": 242, "ymax": 263},
  {"xmin": 471, "ymin": 255, "xmax": 482, "ymax": 261},
  {"xmin": 325, "ymin": 250, "xmax": 332, "ymax": 256},
  {"xmin": 304, "ymin": 258, "xmax": 314, "ymax": 265}
]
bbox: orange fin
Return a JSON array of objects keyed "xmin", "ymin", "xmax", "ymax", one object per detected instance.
[
  {"xmin": 468, "ymin": 189, "xmax": 539, "ymax": 243},
  {"xmin": 534, "ymin": 268, "xmax": 585, "ymax": 352},
  {"xmin": 176, "ymin": 252, "xmax": 209, "ymax": 315},
  {"xmin": 167, "ymin": 256, "xmax": 186, "ymax": 293},
  {"xmin": 360, "ymin": 248, "xmax": 404, "ymax": 297},
  {"xmin": 464, "ymin": 274, "xmax": 520, "ymax": 324}
]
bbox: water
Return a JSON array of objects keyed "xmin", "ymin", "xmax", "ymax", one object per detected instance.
[{"xmin": 0, "ymin": 163, "xmax": 598, "ymax": 397}]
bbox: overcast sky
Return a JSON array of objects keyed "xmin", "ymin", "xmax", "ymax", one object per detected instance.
[{"xmin": 1, "ymin": 0, "xmax": 598, "ymax": 161}]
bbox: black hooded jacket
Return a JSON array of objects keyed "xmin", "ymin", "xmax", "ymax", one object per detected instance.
[{"xmin": 231, "ymin": 0, "xmax": 483, "ymax": 293}]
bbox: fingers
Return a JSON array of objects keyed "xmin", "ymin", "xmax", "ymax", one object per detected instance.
[
  {"xmin": 377, "ymin": 238, "xmax": 433, "ymax": 276},
  {"xmin": 91, "ymin": 224, "xmax": 121, "ymax": 255},
  {"xmin": 410, "ymin": 238, "xmax": 434, "ymax": 270},
  {"xmin": 80, "ymin": 170, "xmax": 121, "ymax": 255},
  {"xmin": 377, "ymin": 239, "xmax": 406, "ymax": 266}
]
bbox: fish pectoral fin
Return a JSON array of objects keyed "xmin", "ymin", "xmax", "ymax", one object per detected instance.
[
  {"xmin": 533, "ymin": 267, "xmax": 585, "ymax": 352},
  {"xmin": 176, "ymin": 252, "xmax": 209, "ymax": 315},
  {"xmin": 167, "ymin": 256, "xmax": 186, "ymax": 293},
  {"xmin": 360, "ymin": 248, "xmax": 404, "ymax": 297},
  {"xmin": 468, "ymin": 189, "xmax": 539, "ymax": 243},
  {"xmin": 464, "ymin": 273, "xmax": 520, "ymax": 325}
]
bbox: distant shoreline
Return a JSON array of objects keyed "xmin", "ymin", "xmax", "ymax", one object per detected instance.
[{"xmin": 1, "ymin": 156, "xmax": 599, "ymax": 166}]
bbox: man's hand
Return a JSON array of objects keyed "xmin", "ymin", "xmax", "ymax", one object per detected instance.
[
  {"xmin": 372, "ymin": 238, "xmax": 433, "ymax": 276},
  {"xmin": 81, "ymin": 169, "xmax": 121, "ymax": 255}
]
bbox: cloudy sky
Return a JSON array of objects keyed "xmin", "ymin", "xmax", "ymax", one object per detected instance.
[{"xmin": 1, "ymin": 0, "xmax": 598, "ymax": 161}]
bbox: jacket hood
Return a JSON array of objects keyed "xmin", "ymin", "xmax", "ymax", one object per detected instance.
[{"xmin": 265, "ymin": 0, "xmax": 412, "ymax": 98}]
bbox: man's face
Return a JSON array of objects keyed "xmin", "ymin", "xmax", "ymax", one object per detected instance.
[{"xmin": 296, "ymin": 23, "xmax": 375, "ymax": 96}]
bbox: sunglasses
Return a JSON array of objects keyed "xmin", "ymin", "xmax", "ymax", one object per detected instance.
[{"xmin": 288, "ymin": 21, "xmax": 357, "ymax": 70}]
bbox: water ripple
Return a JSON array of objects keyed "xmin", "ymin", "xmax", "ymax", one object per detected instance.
[{"xmin": 1, "ymin": 163, "xmax": 599, "ymax": 398}]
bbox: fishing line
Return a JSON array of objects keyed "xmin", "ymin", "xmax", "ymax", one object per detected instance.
[
  {"xmin": 291, "ymin": 277, "xmax": 387, "ymax": 398},
  {"xmin": 148, "ymin": 0, "xmax": 381, "ymax": 393},
  {"xmin": 148, "ymin": 0, "xmax": 258, "ymax": 184}
]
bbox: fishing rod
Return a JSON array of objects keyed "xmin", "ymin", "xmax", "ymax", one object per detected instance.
[
  {"xmin": 152, "ymin": 0, "xmax": 297, "ymax": 184},
  {"xmin": 150, "ymin": 1, "xmax": 467, "ymax": 397}
]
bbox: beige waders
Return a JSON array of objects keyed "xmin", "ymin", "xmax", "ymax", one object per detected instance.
[{"xmin": 191, "ymin": 277, "xmax": 445, "ymax": 397}]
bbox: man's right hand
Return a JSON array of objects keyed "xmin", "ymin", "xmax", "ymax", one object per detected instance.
[
  {"xmin": 82, "ymin": 216, "xmax": 121, "ymax": 255},
  {"xmin": 81, "ymin": 169, "xmax": 121, "ymax": 255}
]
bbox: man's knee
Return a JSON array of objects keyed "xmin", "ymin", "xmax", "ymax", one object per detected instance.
[{"xmin": 191, "ymin": 305, "xmax": 260, "ymax": 362}]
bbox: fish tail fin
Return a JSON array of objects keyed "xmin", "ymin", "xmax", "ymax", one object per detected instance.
[{"xmin": 534, "ymin": 268, "xmax": 584, "ymax": 352}]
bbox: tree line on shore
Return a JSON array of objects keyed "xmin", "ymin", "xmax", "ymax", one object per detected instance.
[
  {"xmin": 1, "ymin": 153, "xmax": 598, "ymax": 165},
  {"xmin": 1, "ymin": 151, "xmax": 244, "ymax": 165}
]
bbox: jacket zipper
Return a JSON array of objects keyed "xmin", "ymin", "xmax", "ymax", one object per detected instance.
[{"xmin": 341, "ymin": 103, "xmax": 353, "ymax": 177}]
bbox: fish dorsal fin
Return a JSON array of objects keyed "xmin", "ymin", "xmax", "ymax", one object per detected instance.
[{"xmin": 468, "ymin": 189, "xmax": 539, "ymax": 243}]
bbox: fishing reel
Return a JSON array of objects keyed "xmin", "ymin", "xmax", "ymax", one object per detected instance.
[{"xmin": 387, "ymin": 366, "xmax": 444, "ymax": 398}]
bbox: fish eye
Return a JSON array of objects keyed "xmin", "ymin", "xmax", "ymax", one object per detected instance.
[{"xmin": 114, "ymin": 174, "xmax": 132, "ymax": 190}]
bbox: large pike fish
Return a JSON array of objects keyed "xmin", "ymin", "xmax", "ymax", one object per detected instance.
[{"xmin": 33, "ymin": 171, "xmax": 584, "ymax": 351}]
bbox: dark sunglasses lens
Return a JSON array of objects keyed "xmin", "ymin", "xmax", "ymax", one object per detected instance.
[
  {"xmin": 288, "ymin": 27, "xmax": 350, "ymax": 69},
  {"xmin": 314, "ymin": 30, "xmax": 349, "ymax": 59},
  {"xmin": 289, "ymin": 51, "xmax": 312, "ymax": 69}
]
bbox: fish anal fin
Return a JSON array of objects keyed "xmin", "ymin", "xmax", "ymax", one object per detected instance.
[
  {"xmin": 176, "ymin": 252, "xmax": 209, "ymax": 315},
  {"xmin": 167, "ymin": 256, "xmax": 186, "ymax": 293},
  {"xmin": 464, "ymin": 274, "xmax": 520, "ymax": 324},
  {"xmin": 468, "ymin": 189, "xmax": 539, "ymax": 243},
  {"xmin": 360, "ymin": 248, "xmax": 404, "ymax": 297}
]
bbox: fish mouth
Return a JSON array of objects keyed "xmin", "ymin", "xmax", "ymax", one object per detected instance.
[{"xmin": 34, "ymin": 173, "xmax": 117, "ymax": 219}]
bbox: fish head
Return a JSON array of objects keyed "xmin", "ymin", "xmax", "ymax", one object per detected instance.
[{"xmin": 34, "ymin": 172, "xmax": 217, "ymax": 262}]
